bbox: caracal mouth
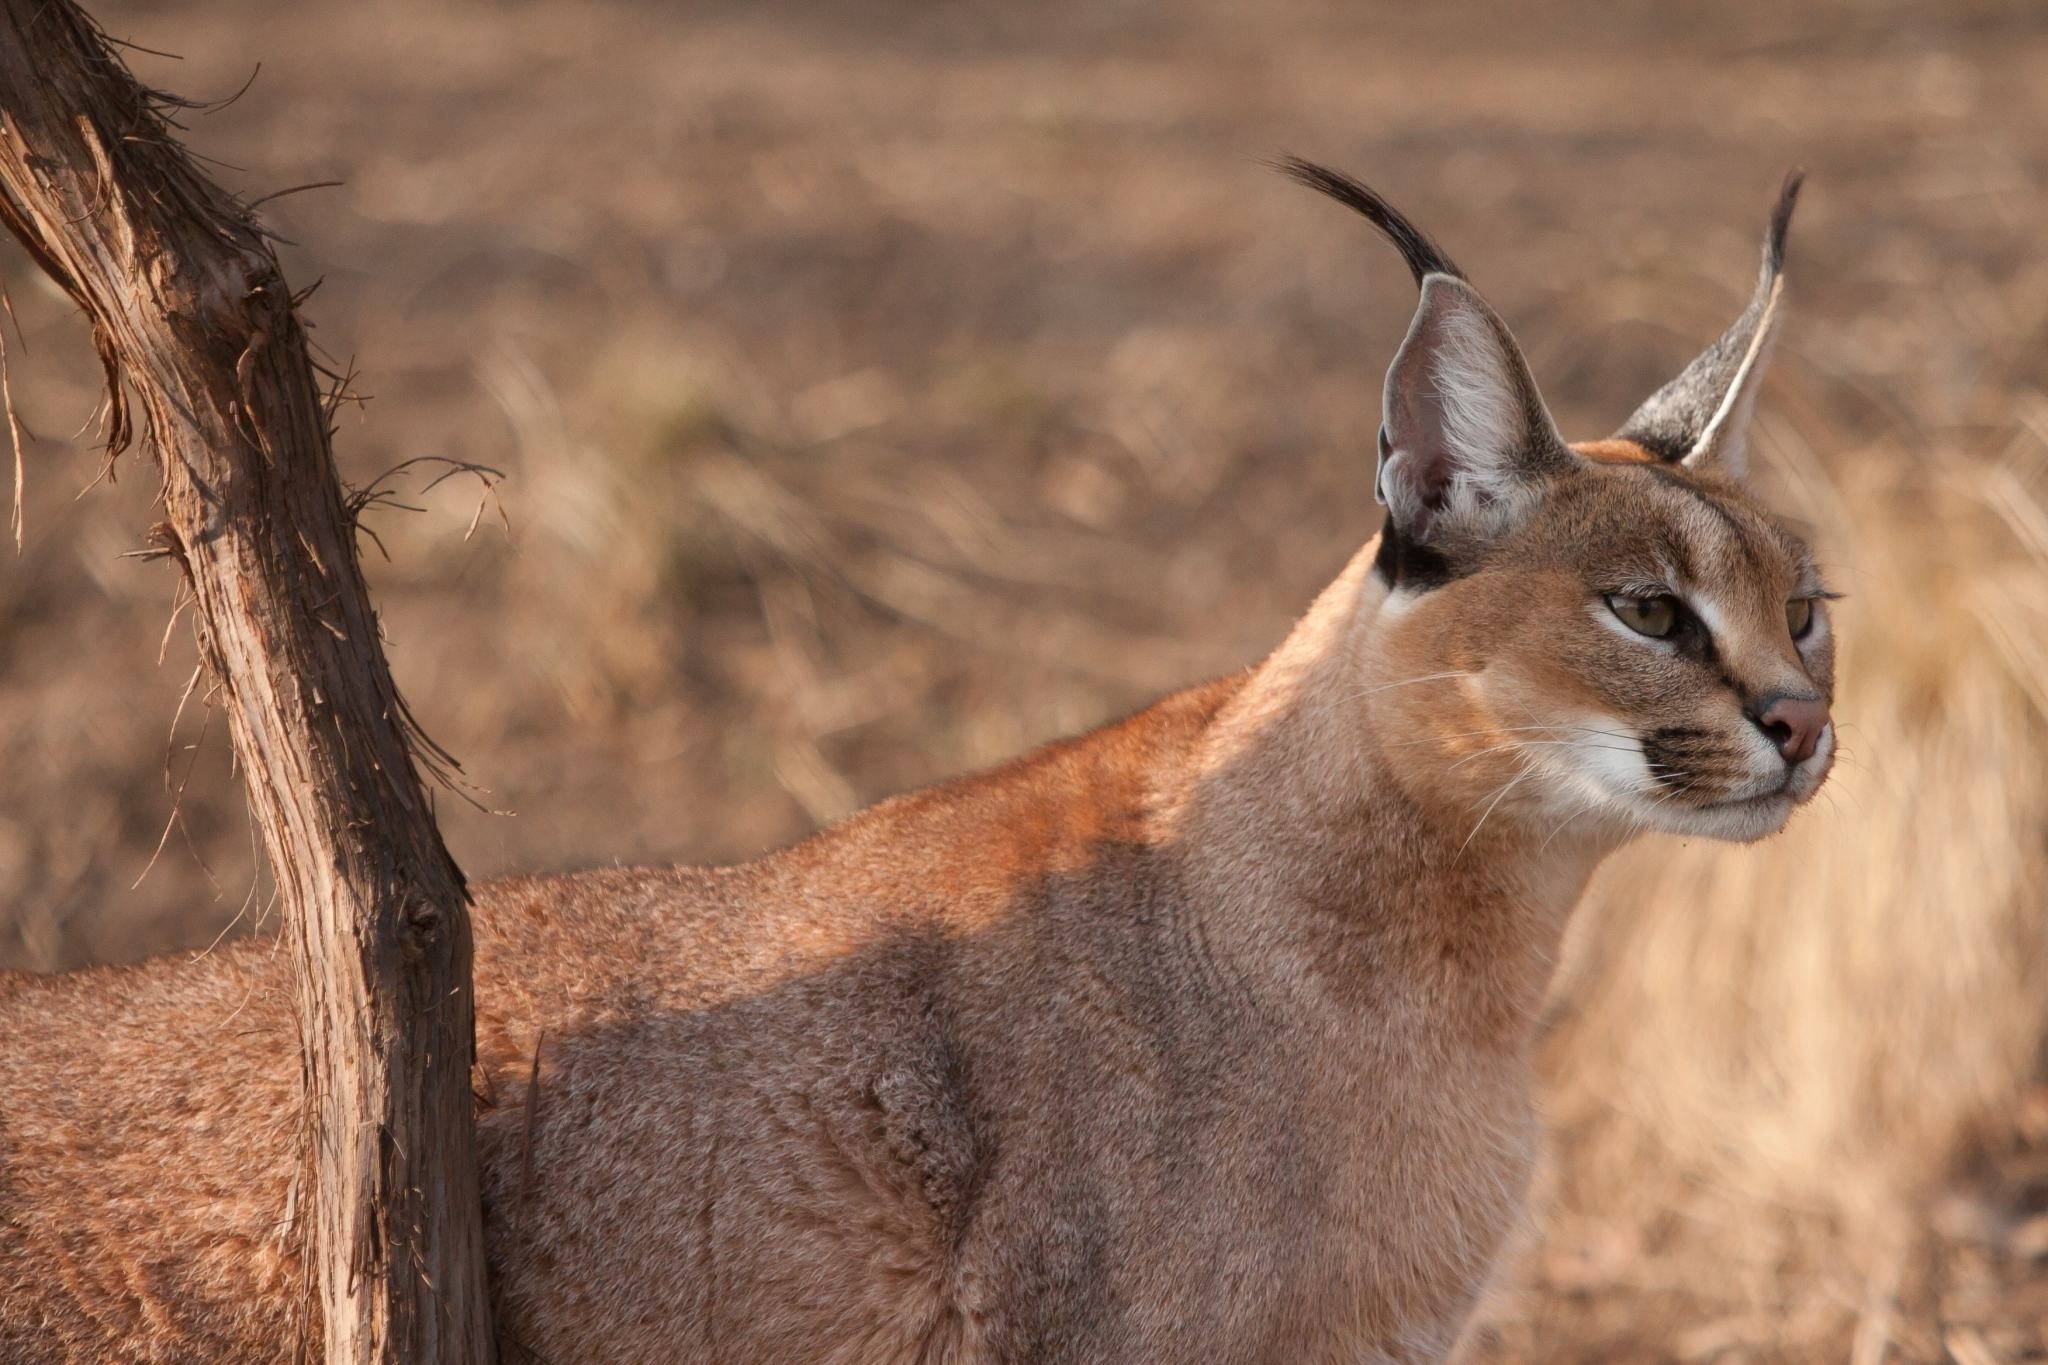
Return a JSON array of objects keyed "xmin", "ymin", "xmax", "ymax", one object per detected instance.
[
  {"xmin": 1605, "ymin": 723, "xmax": 1834, "ymax": 844},
  {"xmin": 1656, "ymin": 726, "xmax": 1835, "ymax": 842}
]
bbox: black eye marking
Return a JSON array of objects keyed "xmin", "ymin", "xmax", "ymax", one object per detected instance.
[
  {"xmin": 1606, "ymin": 593, "xmax": 1678, "ymax": 638},
  {"xmin": 1597, "ymin": 589, "xmax": 1712, "ymax": 654},
  {"xmin": 1601, "ymin": 590, "xmax": 1717, "ymax": 664}
]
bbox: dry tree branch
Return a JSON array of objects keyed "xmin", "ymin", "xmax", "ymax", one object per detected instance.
[{"xmin": 0, "ymin": 3, "xmax": 497, "ymax": 1361}]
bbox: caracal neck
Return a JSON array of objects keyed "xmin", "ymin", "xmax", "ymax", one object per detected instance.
[{"xmin": 1162, "ymin": 538, "xmax": 1625, "ymax": 1034}]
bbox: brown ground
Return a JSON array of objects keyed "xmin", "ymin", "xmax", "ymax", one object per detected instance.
[{"xmin": 3, "ymin": 0, "xmax": 2046, "ymax": 1358}]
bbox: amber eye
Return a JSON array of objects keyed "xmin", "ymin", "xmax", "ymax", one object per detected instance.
[
  {"xmin": 1787, "ymin": 597, "xmax": 1815, "ymax": 639},
  {"xmin": 1606, "ymin": 593, "xmax": 1679, "ymax": 639}
]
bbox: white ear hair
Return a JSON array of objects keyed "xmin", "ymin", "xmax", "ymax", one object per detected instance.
[
  {"xmin": 1378, "ymin": 275, "xmax": 1566, "ymax": 540},
  {"xmin": 1615, "ymin": 169, "xmax": 1803, "ymax": 481},
  {"xmin": 1682, "ymin": 274, "xmax": 1785, "ymax": 481}
]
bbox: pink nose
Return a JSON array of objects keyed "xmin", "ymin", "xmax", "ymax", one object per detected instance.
[{"xmin": 1750, "ymin": 693, "xmax": 1829, "ymax": 764}]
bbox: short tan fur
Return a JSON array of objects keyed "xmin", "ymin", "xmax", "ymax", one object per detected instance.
[{"xmin": 0, "ymin": 164, "xmax": 1834, "ymax": 1364}]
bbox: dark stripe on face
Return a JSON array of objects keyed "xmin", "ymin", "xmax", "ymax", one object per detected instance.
[
  {"xmin": 1641, "ymin": 463, "xmax": 1772, "ymax": 583},
  {"xmin": 1641, "ymin": 725, "xmax": 1726, "ymax": 797},
  {"xmin": 1672, "ymin": 611, "xmax": 1723, "ymax": 671}
]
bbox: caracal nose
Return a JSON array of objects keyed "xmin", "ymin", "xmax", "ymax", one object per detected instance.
[{"xmin": 1749, "ymin": 693, "xmax": 1829, "ymax": 764}]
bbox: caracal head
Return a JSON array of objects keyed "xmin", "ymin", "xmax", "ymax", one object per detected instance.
[{"xmin": 1286, "ymin": 160, "xmax": 1834, "ymax": 845}]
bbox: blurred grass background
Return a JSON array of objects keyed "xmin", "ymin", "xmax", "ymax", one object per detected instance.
[{"xmin": 2, "ymin": 0, "xmax": 2046, "ymax": 1357}]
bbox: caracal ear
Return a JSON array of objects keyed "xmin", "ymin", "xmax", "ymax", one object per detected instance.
[
  {"xmin": 1377, "ymin": 274, "xmax": 1572, "ymax": 541},
  {"xmin": 1615, "ymin": 169, "xmax": 1804, "ymax": 482},
  {"xmin": 1275, "ymin": 157, "xmax": 1574, "ymax": 543}
]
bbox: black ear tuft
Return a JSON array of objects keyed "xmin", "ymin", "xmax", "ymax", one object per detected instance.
[
  {"xmin": 1767, "ymin": 168, "xmax": 1804, "ymax": 275},
  {"xmin": 1612, "ymin": 170, "xmax": 1805, "ymax": 476},
  {"xmin": 1271, "ymin": 156, "xmax": 1464, "ymax": 286}
]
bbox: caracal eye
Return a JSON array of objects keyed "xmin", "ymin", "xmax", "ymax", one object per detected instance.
[
  {"xmin": 1787, "ymin": 597, "xmax": 1815, "ymax": 639},
  {"xmin": 1606, "ymin": 593, "xmax": 1679, "ymax": 639}
]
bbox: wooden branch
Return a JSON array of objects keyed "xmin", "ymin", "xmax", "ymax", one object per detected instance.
[{"xmin": 0, "ymin": 4, "xmax": 496, "ymax": 1361}]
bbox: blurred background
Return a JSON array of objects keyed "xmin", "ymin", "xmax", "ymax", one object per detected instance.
[{"xmin": 3, "ymin": 0, "xmax": 2046, "ymax": 1357}]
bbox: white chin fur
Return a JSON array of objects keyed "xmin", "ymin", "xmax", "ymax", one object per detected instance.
[{"xmin": 1635, "ymin": 790, "xmax": 1798, "ymax": 843}]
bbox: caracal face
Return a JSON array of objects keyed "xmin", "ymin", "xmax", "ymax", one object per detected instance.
[{"xmin": 1372, "ymin": 454, "xmax": 1837, "ymax": 846}]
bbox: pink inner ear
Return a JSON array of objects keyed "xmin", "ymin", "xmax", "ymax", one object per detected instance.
[
  {"xmin": 1378, "ymin": 276, "xmax": 1542, "ymax": 537},
  {"xmin": 1377, "ymin": 277, "xmax": 1574, "ymax": 542},
  {"xmin": 1383, "ymin": 306, "xmax": 1464, "ymax": 523}
]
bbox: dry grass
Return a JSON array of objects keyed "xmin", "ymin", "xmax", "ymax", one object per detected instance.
[{"xmin": 2, "ymin": 0, "xmax": 2045, "ymax": 1355}]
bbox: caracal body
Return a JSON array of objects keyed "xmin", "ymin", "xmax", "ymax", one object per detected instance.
[{"xmin": 0, "ymin": 166, "xmax": 1835, "ymax": 1363}]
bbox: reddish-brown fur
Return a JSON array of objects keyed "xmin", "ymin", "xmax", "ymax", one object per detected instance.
[
  {"xmin": 1570, "ymin": 438, "xmax": 1659, "ymax": 464},
  {"xmin": 0, "ymin": 172, "xmax": 1835, "ymax": 1363}
]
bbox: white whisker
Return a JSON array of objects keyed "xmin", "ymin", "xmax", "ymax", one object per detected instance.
[{"xmin": 1457, "ymin": 762, "xmax": 1539, "ymax": 858}]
